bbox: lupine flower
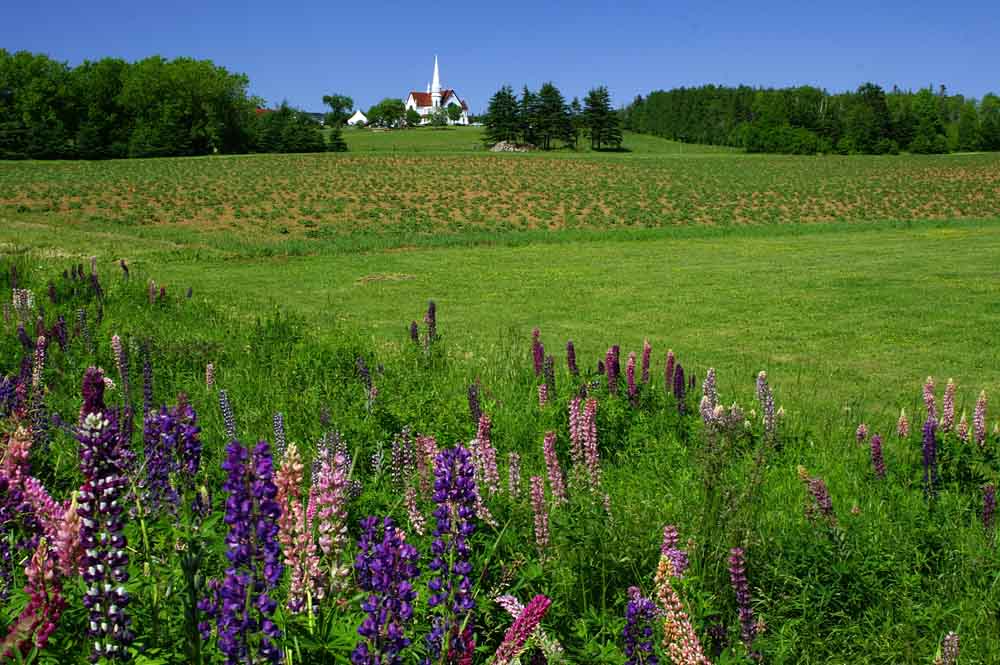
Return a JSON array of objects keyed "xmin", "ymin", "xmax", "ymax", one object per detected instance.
[
  {"xmin": 111, "ymin": 334, "xmax": 129, "ymax": 396},
  {"xmin": 956, "ymin": 412, "xmax": 969, "ymax": 442},
  {"xmin": 21, "ymin": 476, "xmax": 62, "ymax": 543},
  {"xmin": 312, "ymin": 448, "xmax": 352, "ymax": 595},
  {"xmin": 897, "ymin": 408, "xmax": 910, "ymax": 438},
  {"xmin": 77, "ymin": 410, "xmax": 133, "ymax": 661},
  {"xmin": 532, "ymin": 328, "xmax": 544, "ymax": 376},
  {"xmin": 798, "ymin": 466, "xmax": 836, "ymax": 525},
  {"xmin": 205, "ymin": 362, "xmax": 215, "ymax": 388},
  {"xmin": 31, "ymin": 336, "xmax": 46, "ymax": 388},
  {"xmin": 606, "ymin": 347, "xmax": 619, "ymax": 394},
  {"xmin": 568, "ymin": 398, "xmax": 585, "ymax": 481},
  {"xmin": 665, "ymin": 350, "xmax": 676, "ymax": 393},
  {"xmin": 508, "ymin": 452, "xmax": 521, "ymax": 498},
  {"xmin": 542, "ymin": 432, "xmax": 567, "ymax": 504},
  {"xmin": 582, "ymin": 398, "xmax": 601, "ymax": 490},
  {"xmin": 211, "ymin": 439, "xmax": 283, "ymax": 664},
  {"xmin": 409, "ymin": 320, "xmax": 420, "ymax": 344},
  {"xmin": 141, "ymin": 399, "xmax": 203, "ymax": 514},
  {"xmin": 755, "ymin": 371, "xmax": 767, "ymax": 402},
  {"xmin": 700, "ymin": 368, "xmax": 718, "ymax": 423},
  {"xmin": 626, "ymin": 352, "xmax": 638, "ymax": 400},
  {"xmin": 0, "ymin": 539, "xmax": 66, "ymax": 657},
  {"xmin": 597, "ymin": 360, "xmax": 605, "ymax": 375},
  {"xmin": 352, "ymin": 516, "xmax": 420, "ymax": 665},
  {"xmin": 941, "ymin": 379, "xmax": 956, "ymax": 430},
  {"xmin": 530, "ymin": 476, "xmax": 549, "ymax": 556},
  {"xmin": 474, "ymin": 414, "xmax": 500, "ymax": 497},
  {"xmin": 641, "ymin": 340, "xmax": 652, "ymax": 384},
  {"xmin": 660, "ymin": 525, "xmax": 689, "ymax": 578},
  {"xmin": 219, "ymin": 390, "xmax": 237, "ymax": 440},
  {"xmin": 273, "ymin": 413, "xmax": 286, "ymax": 454},
  {"xmin": 922, "ymin": 417, "xmax": 938, "ymax": 499},
  {"xmin": 933, "ymin": 632, "xmax": 959, "ymax": 665},
  {"xmin": 55, "ymin": 498, "xmax": 84, "ymax": 576},
  {"xmin": 870, "ymin": 434, "xmax": 886, "ymax": 479},
  {"xmin": 405, "ymin": 485, "xmax": 426, "ymax": 536},
  {"xmin": 974, "ymin": 390, "xmax": 987, "ymax": 447},
  {"xmin": 728, "ymin": 548, "xmax": 756, "ymax": 652},
  {"xmin": 495, "ymin": 594, "xmax": 564, "ymax": 660},
  {"xmin": 17, "ymin": 323, "xmax": 33, "ymax": 351},
  {"xmin": 276, "ymin": 443, "xmax": 319, "ymax": 613},
  {"xmin": 983, "ymin": 484, "xmax": 996, "ymax": 531},
  {"xmin": 495, "ymin": 594, "xmax": 552, "ymax": 665},
  {"xmin": 538, "ymin": 384, "xmax": 549, "ymax": 407},
  {"xmin": 426, "ymin": 445, "xmax": 477, "ymax": 665},
  {"xmin": 623, "ymin": 587, "xmax": 659, "ymax": 665},
  {"xmin": 566, "ymin": 340, "xmax": 579, "ymax": 376},
  {"xmin": 467, "ymin": 383, "xmax": 482, "ymax": 427},
  {"xmin": 923, "ymin": 376, "xmax": 937, "ymax": 420},
  {"xmin": 855, "ymin": 423, "xmax": 868, "ymax": 443},
  {"xmin": 673, "ymin": 364, "xmax": 686, "ymax": 414},
  {"xmin": 424, "ymin": 301, "xmax": 437, "ymax": 348},
  {"xmin": 655, "ymin": 557, "xmax": 711, "ymax": 665}
]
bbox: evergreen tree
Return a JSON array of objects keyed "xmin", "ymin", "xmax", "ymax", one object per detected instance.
[
  {"xmin": 520, "ymin": 86, "xmax": 540, "ymax": 145},
  {"xmin": 957, "ymin": 101, "xmax": 981, "ymax": 151},
  {"xmin": 583, "ymin": 86, "xmax": 621, "ymax": 150},
  {"xmin": 536, "ymin": 82, "xmax": 573, "ymax": 150},
  {"xmin": 483, "ymin": 85, "xmax": 520, "ymax": 145},
  {"xmin": 569, "ymin": 97, "xmax": 583, "ymax": 148}
]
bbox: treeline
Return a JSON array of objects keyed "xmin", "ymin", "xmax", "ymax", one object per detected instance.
[
  {"xmin": 484, "ymin": 84, "xmax": 622, "ymax": 150},
  {"xmin": 0, "ymin": 50, "xmax": 344, "ymax": 160},
  {"xmin": 622, "ymin": 83, "xmax": 1000, "ymax": 154}
]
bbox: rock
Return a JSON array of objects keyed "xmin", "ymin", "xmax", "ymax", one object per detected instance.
[{"xmin": 490, "ymin": 141, "xmax": 536, "ymax": 153}]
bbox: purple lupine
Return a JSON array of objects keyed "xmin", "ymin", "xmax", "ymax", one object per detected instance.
[
  {"xmin": 212, "ymin": 439, "xmax": 283, "ymax": 664},
  {"xmin": 566, "ymin": 340, "xmax": 579, "ymax": 376},
  {"xmin": 142, "ymin": 398, "xmax": 203, "ymax": 514},
  {"xmin": 467, "ymin": 383, "xmax": 482, "ymax": 428},
  {"xmin": 543, "ymin": 354, "xmax": 556, "ymax": 396},
  {"xmin": 626, "ymin": 352, "xmax": 638, "ymax": 400},
  {"xmin": 870, "ymin": 433, "xmax": 886, "ymax": 479},
  {"xmin": 641, "ymin": 340, "xmax": 652, "ymax": 384},
  {"xmin": 219, "ymin": 389, "xmax": 237, "ymax": 440},
  {"xmin": 673, "ymin": 363, "xmax": 686, "ymax": 414},
  {"xmin": 974, "ymin": 390, "xmax": 987, "ymax": 448},
  {"xmin": 530, "ymin": 476, "xmax": 549, "ymax": 556},
  {"xmin": 728, "ymin": 548, "xmax": 756, "ymax": 653},
  {"xmin": 507, "ymin": 452, "xmax": 521, "ymax": 498},
  {"xmin": 623, "ymin": 587, "xmax": 659, "ymax": 665},
  {"xmin": 426, "ymin": 445, "xmax": 477, "ymax": 664},
  {"xmin": 922, "ymin": 416, "xmax": 938, "ymax": 499},
  {"xmin": 597, "ymin": 359, "xmax": 605, "ymax": 375},
  {"xmin": 941, "ymin": 379, "xmax": 956, "ymax": 430},
  {"xmin": 982, "ymin": 484, "xmax": 997, "ymax": 532},
  {"xmin": 17, "ymin": 323, "xmax": 33, "ymax": 351},
  {"xmin": 352, "ymin": 516, "xmax": 420, "ymax": 665},
  {"xmin": 660, "ymin": 525, "xmax": 689, "ymax": 577},
  {"xmin": 409, "ymin": 321, "xmax": 420, "ymax": 344},
  {"xmin": 923, "ymin": 376, "xmax": 937, "ymax": 420},
  {"xmin": 755, "ymin": 371, "xmax": 768, "ymax": 402},
  {"xmin": 605, "ymin": 347, "xmax": 618, "ymax": 394},
  {"xmin": 542, "ymin": 432, "xmax": 566, "ymax": 504},
  {"xmin": 424, "ymin": 301, "xmax": 437, "ymax": 347},
  {"xmin": 273, "ymin": 412, "xmax": 286, "ymax": 454},
  {"xmin": 531, "ymin": 328, "xmax": 544, "ymax": 376},
  {"xmin": 77, "ymin": 407, "xmax": 134, "ymax": 661}
]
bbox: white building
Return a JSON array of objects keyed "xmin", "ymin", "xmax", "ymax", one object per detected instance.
[
  {"xmin": 347, "ymin": 110, "xmax": 368, "ymax": 126},
  {"xmin": 404, "ymin": 56, "xmax": 469, "ymax": 126}
]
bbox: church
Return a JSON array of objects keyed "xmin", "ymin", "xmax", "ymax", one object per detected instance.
[{"xmin": 404, "ymin": 56, "xmax": 470, "ymax": 126}]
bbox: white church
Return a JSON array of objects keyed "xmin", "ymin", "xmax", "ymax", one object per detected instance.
[{"xmin": 404, "ymin": 56, "xmax": 470, "ymax": 126}]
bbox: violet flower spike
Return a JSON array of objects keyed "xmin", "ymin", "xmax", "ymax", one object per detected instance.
[
  {"xmin": 530, "ymin": 476, "xmax": 549, "ymax": 556},
  {"xmin": 623, "ymin": 587, "xmax": 659, "ymax": 665},
  {"xmin": 729, "ymin": 547, "xmax": 757, "ymax": 653},
  {"xmin": 495, "ymin": 594, "xmax": 552, "ymax": 665},
  {"xmin": 566, "ymin": 340, "xmax": 579, "ymax": 376},
  {"xmin": 870, "ymin": 433, "xmax": 886, "ymax": 479},
  {"xmin": 641, "ymin": 339, "xmax": 652, "ymax": 384},
  {"xmin": 983, "ymin": 484, "xmax": 995, "ymax": 531},
  {"xmin": 542, "ymin": 432, "xmax": 567, "ymax": 504}
]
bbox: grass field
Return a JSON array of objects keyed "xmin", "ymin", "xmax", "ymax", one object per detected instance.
[{"xmin": 2, "ymin": 135, "xmax": 1000, "ymax": 663}]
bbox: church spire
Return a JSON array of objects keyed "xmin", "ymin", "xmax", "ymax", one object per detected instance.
[{"xmin": 431, "ymin": 55, "xmax": 441, "ymax": 107}]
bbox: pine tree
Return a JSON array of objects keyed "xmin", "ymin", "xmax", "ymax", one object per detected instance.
[
  {"xmin": 583, "ymin": 86, "xmax": 622, "ymax": 150},
  {"xmin": 536, "ymin": 82, "xmax": 573, "ymax": 150},
  {"xmin": 520, "ymin": 86, "xmax": 540, "ymax": 146},
  {"xmin": 483, "ymin": 85, "xmax": 520, "ymax": 145}
]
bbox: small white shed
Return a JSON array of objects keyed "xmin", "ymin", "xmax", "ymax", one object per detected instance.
[{"xmin": 347, "ymin": 110, "xmax": 368, "ymax": 126}]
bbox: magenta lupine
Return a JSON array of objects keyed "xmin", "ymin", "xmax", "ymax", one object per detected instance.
[
  {"xmin": 626, "ymin": 352, "xmax": 638, "ymax": 400},
  {"xmin": 312, "ymin": 448, "xmax": 351, "ymax": 595},
  {"xmin": 665, "ymin": 350, "xmax": 676, "ymax": 394},
  {"xmin": 897, "ymin": 408, "xmax": 910, "ymax": 438},
  {"xmin": 923, "ymin": 376, "xmax": 937, "ymax": 420},
  {"xmin": 1, "ymin": 540, "xmax": 66, "ymax": 658},
  {"xmin": 532, "ymin": 327, "xmax": 544, "ymax": 376},
  {"xmin": 475, "ymin": 414, "xmax": 500, "ymax": 496},
  {"xmin": 543, "ymin": 354, "xmax": 555, "ymax": 396},
  {"xmin": 870, "ymin": 433, "xmax": 886, "ymax": 479},
  {"xmin": 641, "ymin": 339, "xmax": 652, "ymax": 384},
  {"xmin": 538, "ymin": 384, "xmax": 549, "ymax": 407},
  {"xmin": 542, "ymin": 432, "xmax": 567, "ymax": 504},
  {"xmin": 530, "ymin": 476, "xmax": 549, "ymax": 557},
  {"xmin": 728, "ymin": 547, "xmax": 756, "ymax": 653},
  {"xmin": 957, "ymin": 412, "xmax": 969, "ymax": 442},
  {"xmin": 508, "ymin": 452, "xmax": 521, "ymax": 498},
  {"xmin": 941, "ymin": 379, "xmax": 956, "ymax": 430},
  {"xmin": 673, "ymin": 363, "xmax": 686, "ymax": 415},
  {"xmin": 495, "ymin": 594, "xmax": 553, "ymax": 665},
  {"xmin": 606, "ymin": 347, "xmax": 619, "ymax": 394},
  {"xmin": 974, "ymin": 390, "xmax": 987, "ymax": 447},
  {"xmin": 983, "ymin": 484, "xmax": 996, "ymax": 531},
  {"xmin": 799, "ymin": 467, "xmax": 836, "ymax": 525},
  {"xmin": 923, "ymin": 416, "xmax": 938, "ymax": 499},
  {"xmin": 582, "ymin": 398, "xmax": 601, "ymax": 489},
  {"xmin": 566, "ymin": 340, "xmax": 579, "ymax": 376},
  {"xmin": 660, "ymin": 525, "xmax": 689, "ymax": 578},
  {"xmin": 495, "ymin": 594, "xmax": 563, "ymax": 660}
]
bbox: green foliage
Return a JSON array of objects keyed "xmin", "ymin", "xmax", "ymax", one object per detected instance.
[
  {"xmin": 484, "ymin": 85, "xmax": 520, "ymax": 145},
  {"xmin": 446, "ymin": 103, "xmax": 463, "ymax": 124},
  {"xmin": 366, "ymin": 98, "xmax": 406, "ymax": 128},
  {"xmin": 583, "ymin": 86, "xmax": 622, "ymax": 150},
  {"xmin": 405, "ymin": 107, "xmax": 422, "ymax": 127},
  {"xmin": 254, "ymin": 102, "xmax": 328, "ymax": 154},
  {"xmin": 321, "ymin": 93, "xmax": 354, "ymax": 127}
]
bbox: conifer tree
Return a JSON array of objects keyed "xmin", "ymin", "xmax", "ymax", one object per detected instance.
[
  {"xmin": 583, "ymin": 86, "xmax": 622, "ymax": 150},
  {"xmin": 483, "ymin": 85, "xmax": 520, "ymax": 145}
]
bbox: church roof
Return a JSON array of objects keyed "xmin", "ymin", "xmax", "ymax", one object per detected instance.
[{"xmin": 407, "ymin": 89, "xmax": 468, "ymax": 111}]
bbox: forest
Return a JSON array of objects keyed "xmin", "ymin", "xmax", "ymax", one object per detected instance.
[
  {"xmin": 0, "ymin": 50, "xmax": 342, "ymax": 160},
  {"xmin": 622, "ymin": 83, "xmax": 1000, "ymax": 154}
]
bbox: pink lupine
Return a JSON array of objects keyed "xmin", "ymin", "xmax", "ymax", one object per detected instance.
[
  {"xmin": 205, "ymin": 362, "xmax": 215, "ymax": 388},
  {"xmin": 55, "ymin": 498, "xmax": 84, "ymax": 576},
  {"xmin": 582, "ymin": 398, "xmax": 601, "ymax": 489},
  {"xmin": 923, "ymin": 376, "xmax": 937, "ymax": 420},
  {"xmin": 974, "ymin": 390, "xmax": 987, "ymax": 447},
  {"xmin": 542, "ymin": 432, "xmax": 566, "ymax": 504},
  {"xmin": 1, "ymin": 427, "xmax": 31, "ymax": 481},
  {"xmin": 655, "ymin": 556, "xmax": 711, "ymax": 665},
  {"xmin": 568, "ymin": 397, "xmax": 586, "ymax": 484},
  {"xmin": 508, "ymin": 451, "xmax": 522, "ymax": 498},
  {"xmin": 626, "ymin": 352, "xmax": 638, "ymax": 399},
  {"xmin": 312, "ymin": 449, "xmax": 351, "ymax": 595},
  {"xmin": 21, "ymin": 476, "xmax": 63, "ymax": 543},
  {"xmin": 957, "ymin": 412, "xmax": 969, "ymax": 442},
  {"xmin": 641, "ymin": 339, "xmax": 652, "ymax": 384},
  {"xmin": 276, "ymin": 442, "xmax": 320, "ymax": 612},
  {"xmin": 475, "ymin": 414, "xmax": 500, "ymax": 496},
  {"xmin": 897, "ymin": 408, "xmax": 910, "ymax": 438},
  {"xmin": 1, "ymin": 540, "xmax": 65, "ymax": 657},
  {"xmin": 415, "ymin": 435, "xmax": 438, "ymax": 498},
  {"xmin": 941, "ymin": 379, "xmax": 956, "ymax": 430},
  {"xmin": 404, "ymin": 484, "xmax": 426, "ymax": 535},
  {"xmin": 538, "ymin": 383, "xmax": 549, "ymax": 407},
  {"xmin": 665, "ymin": 350, "xmax": 676, "ymax": 393},
  {"xmin": 856, "ymin": 423, "xmax": 868, "ymax": 444},
  {"xmin": 530, "ymin": 476, "xmax": 549, "ymax": 556},
  {"xmin": 495, "ymin": 594, "xmax": 553, "ymax": 665}
]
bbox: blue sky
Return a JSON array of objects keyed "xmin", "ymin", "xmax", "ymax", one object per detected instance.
[{"xmin": 3, "ymin": 1, "xmax": 998, "ymax": 113}]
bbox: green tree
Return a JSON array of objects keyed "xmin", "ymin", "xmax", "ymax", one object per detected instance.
[
  {"xmin": 536, "ymin": 82, "xmax": 573, "ymax": 150},
  {"xmin": 446, "ymin": 103, "xmax": 463, "ymax": 124},
  {"xmin": 910, "ymin": 88, "xmax": 947, "ymax": 153},
  {"xmin": 519, "ymin": 86, "xmax": 540, "ymax": 145},
  {"xmin": 367, "ymin": 98, "xmax": 405, "ymax": 128},
  {"xmin": 957, "ymin": 101, "xmax": 981, "ymax": 151},
  {"xmin": 568, "ymin": 97, "xmax": 583, "ymax": 148},
  {"xmin": 429, "ymin": 107, "xmax": 448, "ymax": 127},
  {"xmin": 322, "ymin": 93, "xmax": 354, "ymax": 126},
  {"xmin": 583, "ymin": 86, "xmax": 622, "ymax": 150},
  {"xmin": 405, "ymin": 107, "xmax": 421, "ymax": 127},
  {"xmin": 980, "ymin": 94, "xmax": 1000, "ymax": 151},
  {"xmin": 483, "ymin": 85, "xmax": 520, "ymax": 145}
]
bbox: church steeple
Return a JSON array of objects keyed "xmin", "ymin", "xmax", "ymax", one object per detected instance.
[{"xmin": 431, "ymin": 55, "xmax": 441, "ymax": 108}]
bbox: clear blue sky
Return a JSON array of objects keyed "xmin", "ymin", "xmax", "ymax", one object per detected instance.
[{"xmin": 3, "ymin": 0, "xmax": 998, "ymax": 113}]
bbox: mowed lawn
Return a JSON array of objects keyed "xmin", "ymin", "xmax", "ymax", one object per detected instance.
[{"xmin": 134, "ymin": 219, "xmax": 1000, "ymax": 424}]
